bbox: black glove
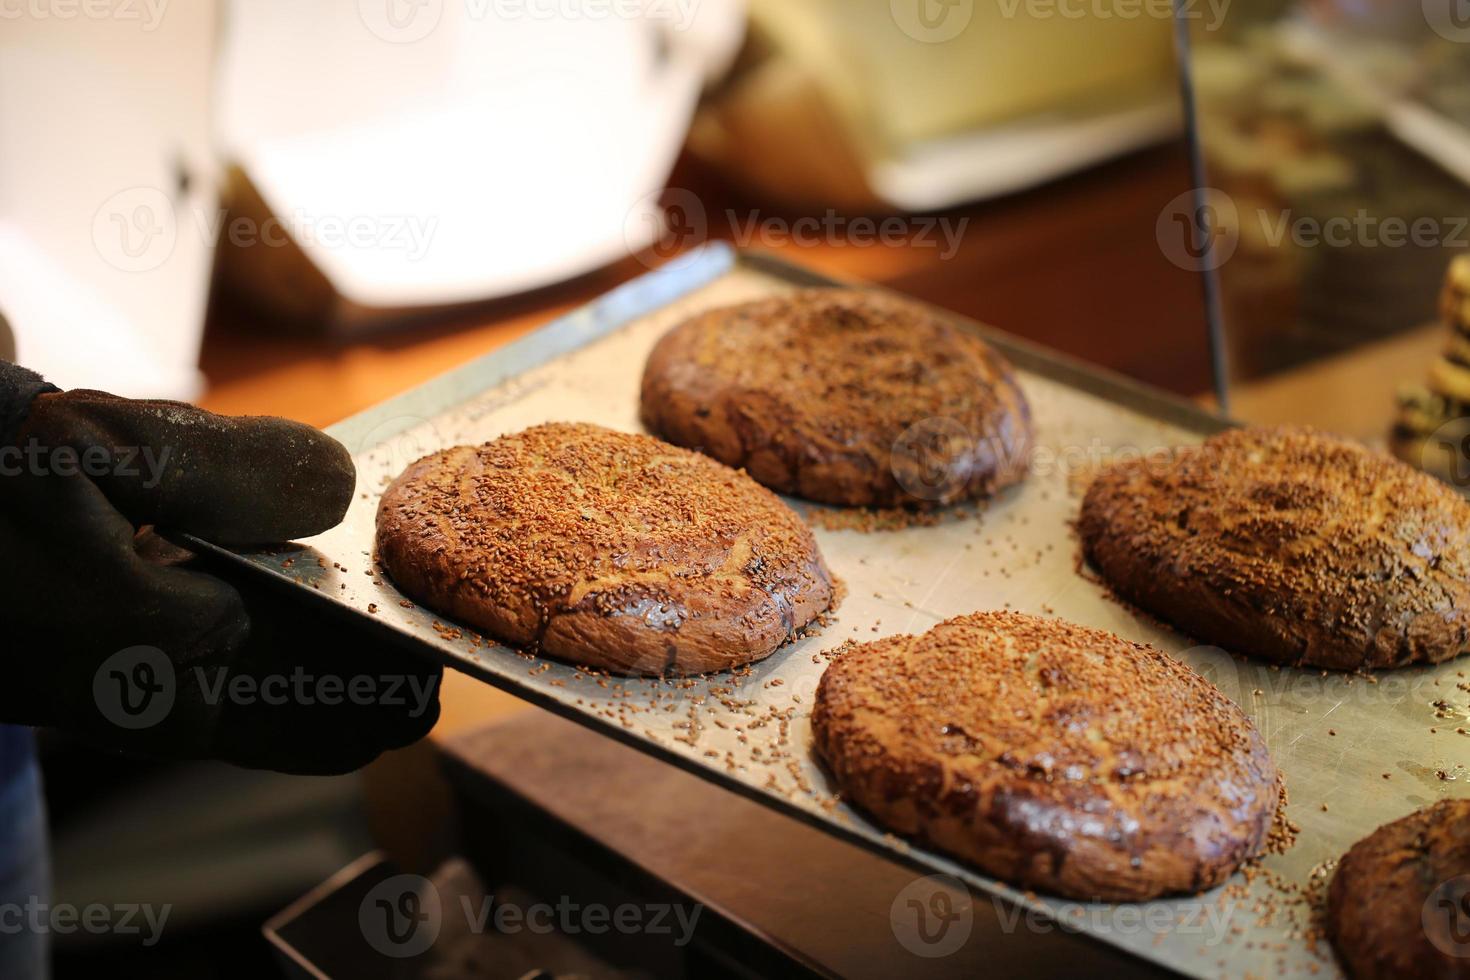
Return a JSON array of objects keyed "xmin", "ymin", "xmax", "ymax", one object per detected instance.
[{"xmin": 0, "ymin": 362, "xmax": 442, "ymax": 775}]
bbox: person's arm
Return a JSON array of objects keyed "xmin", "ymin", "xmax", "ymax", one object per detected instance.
[{"xmin": 0, "ymin": 357, "xmax": 441, "ymax": 774}]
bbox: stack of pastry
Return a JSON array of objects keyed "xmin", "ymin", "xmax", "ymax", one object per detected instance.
[{"xmin": 1390, "ymin": 254, "xmax": 1470, "ymax": 485}]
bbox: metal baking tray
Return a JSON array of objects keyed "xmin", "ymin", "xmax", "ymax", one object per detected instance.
[{"xmin": 196, "ymin": 244, "xmax": 1468, "ymax": 977}]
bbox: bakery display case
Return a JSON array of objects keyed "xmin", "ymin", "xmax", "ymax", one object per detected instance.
[{"xmin": 1188, "ymin": 0, "xmax": 1470, "ymax": 477}]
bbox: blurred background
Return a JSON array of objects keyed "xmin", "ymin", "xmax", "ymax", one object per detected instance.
[
  {"xmin": 0, "ymin": 0, "xmax": 1207, "ymax": 405},
  {"xmin": 4, "ymin": 0, "xmax": 1469, "ymax": 976}
]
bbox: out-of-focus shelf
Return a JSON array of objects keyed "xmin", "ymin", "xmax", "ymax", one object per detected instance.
[{"xmin": 1202, "ymin": 324, "xmax": 1441, "ymax": 444}]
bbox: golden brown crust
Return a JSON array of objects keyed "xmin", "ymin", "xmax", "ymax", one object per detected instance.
[
  {"xmin": 374, "ymin": 423, "xmax": 833, "ymax": 676},
  {"xmin": 811, "ymin": 612, "xmax": 1279, "ymax": 902},
  {"xmin": 1327, "ymin": 799, "xmax": 1470, "ymax": 980},
  {"xmin": 639, "ymin": 289, "xmax": 1033, "ymax": 508},
  {"xmin": 1080, "ymin": 426, "xmax": 1470, "ymax": 670}
]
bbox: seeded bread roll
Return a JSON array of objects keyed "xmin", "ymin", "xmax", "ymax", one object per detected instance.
[
  {"xmin": 1327, "ymin": 799, "xmax": 1470, "ymax": 980},
  {"xmin": 811, "ymin": 612, "xmax": 1279, "ymax": 902},
  {"xmin": 639, "ymin": 289, "xmax": 1033, "ymax": 508},
  {"xmin": 1080, "ymin": 425, "xmax": 1470, "ymax": 670},
  {"xmin": 375, "ymin": 423, "xmax": 833, "ymax": 676}
]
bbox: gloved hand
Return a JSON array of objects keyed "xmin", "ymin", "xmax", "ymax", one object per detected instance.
[{"xmin": 0, "ymin": 361, "xmax": 442, "ymax": 775}]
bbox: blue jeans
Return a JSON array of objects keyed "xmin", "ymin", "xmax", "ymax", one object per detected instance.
[{"xmin": 0, "ymin": 728, "xmax": 49, "ymax": 980}]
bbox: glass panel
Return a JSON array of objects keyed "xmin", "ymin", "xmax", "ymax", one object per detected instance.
[{"xmin": 1185, "ymin": 0, "xmax": 1470, "ymax": 465}]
